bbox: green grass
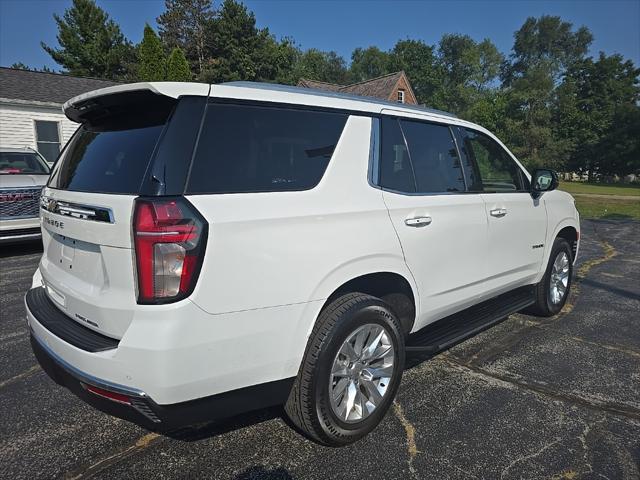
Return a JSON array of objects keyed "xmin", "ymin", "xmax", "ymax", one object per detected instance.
[
  {"xmin": 559, "ymin": 181, "xmax": 640, "ymax": 196},
  {"xmin": 574, "ymin": 196, "xmax": 640, "ymax": 220}
]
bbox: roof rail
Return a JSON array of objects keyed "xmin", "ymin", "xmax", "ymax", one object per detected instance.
[{"xmin": 221, "ymin": 81, "xmax": 457, "ymax": 119}]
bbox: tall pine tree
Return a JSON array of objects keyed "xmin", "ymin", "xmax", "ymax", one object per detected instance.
[
  {"xmin": 41, "ymin": 0, "xmax": 133, "ymax": 80},
  {"xmin": 166, "ymin": 47, "xmax": 192, "ymax": 81},
  {"xmin": 138, "ymin": 24, "xmax": 166, "ymax": 81},
  {"xmin": 157, "ymin": 0, "xmax": 214, "ymax": 75}
]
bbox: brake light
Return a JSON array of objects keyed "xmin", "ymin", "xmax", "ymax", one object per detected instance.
[{"xmin": 133, "ymin": 197, "xmax": 207, "ymax": 304}]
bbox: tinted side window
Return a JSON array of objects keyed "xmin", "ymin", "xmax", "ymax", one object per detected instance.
[
  {"xmin": 187, "ymin": 104, "xmax": 348, "ymax": 194},
  {"xmin": 379, "ymin": 117, "xmax": 415, "ymax": 193},
  {"xmin": 400, "ymin": 120, "xmax": 465, "ymax": 193},
  {"xmin": 462, "ymin": 129, "xmax": 525, "ymax": 192}
]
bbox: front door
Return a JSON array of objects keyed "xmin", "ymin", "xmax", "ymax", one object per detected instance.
[
  {"xmin": 455, "ymin": 127, "xmax": 547, "ymax": 291},
  {"xmin": 378, "ymin": 116, "xmax": 489, "ymax": 329}
]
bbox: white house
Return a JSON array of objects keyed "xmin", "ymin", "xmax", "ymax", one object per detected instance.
[{"xmin": 0, "ymin": 67, "xmax": 116, "ymax": 163}]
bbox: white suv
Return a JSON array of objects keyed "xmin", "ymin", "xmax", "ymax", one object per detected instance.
[{"xmin": 27, "ymin": 82, "xmax": 579, "ymax": 446}]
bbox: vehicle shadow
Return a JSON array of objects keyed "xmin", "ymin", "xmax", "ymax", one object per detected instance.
[
  {"xmin": 0, "ymin": 239, "xmax": 43, "ymax": 258},
  {"xmin": 162, "ymin": 405, "xmax": 285, "ymax": 442}
]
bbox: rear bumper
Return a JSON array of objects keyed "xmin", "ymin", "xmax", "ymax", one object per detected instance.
[
  {"xmin": 30, "ymin": 332, "xmax": 293, "ymax": 430},
  {"xmin": 26, "ymin": 285, "xmax": 297, "ymax": 429}
]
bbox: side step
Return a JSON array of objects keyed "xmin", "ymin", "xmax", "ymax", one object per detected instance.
[{"xmin": 406, "ymin": 285, "xmax": 535, "ymax": 353}]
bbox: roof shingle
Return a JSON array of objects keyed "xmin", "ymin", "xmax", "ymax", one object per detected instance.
[
  {"xmin": 298, "ymin": 71, "xmax": 413, "ymax": 103},
  {"xmin": 0, "ymin": 67, "xmax": 117, "ymax": 105}
]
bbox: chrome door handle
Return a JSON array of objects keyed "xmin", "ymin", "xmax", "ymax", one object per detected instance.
[
  {"xmin": 490, "ymin": 208, "xmax": 507, "ymax": 217},
  {"xmin": 405, "ymin": 216, "xmax": 432, "ymax": 227}
]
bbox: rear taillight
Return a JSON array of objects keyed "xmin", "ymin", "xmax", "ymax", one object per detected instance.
[{"xmin": 133, "ymin": 197, "xmax": 207, "ymax": 304}]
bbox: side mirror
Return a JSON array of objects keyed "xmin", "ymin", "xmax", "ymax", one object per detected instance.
[{"xmin": 531, "ymin": 169, "xmax": 558, "ymax": 196}]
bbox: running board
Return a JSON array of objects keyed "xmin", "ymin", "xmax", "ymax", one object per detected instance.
[{"xmin": 406, "ymin": 285, "xmax": 535, "ymax": 353}]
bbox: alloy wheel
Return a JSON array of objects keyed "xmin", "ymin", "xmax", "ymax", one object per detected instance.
[
  {"xmin": 329, "ymin": 323, "xmax": 395, "ymax": 423},
  {"xmin": 549, "ymin": 251, "xmax": 570, "ymax": 304}
]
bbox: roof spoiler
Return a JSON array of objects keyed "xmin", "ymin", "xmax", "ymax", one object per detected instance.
[{"xmin": 63, "ymin": 82, "xmax": 210, "ymax": 123}]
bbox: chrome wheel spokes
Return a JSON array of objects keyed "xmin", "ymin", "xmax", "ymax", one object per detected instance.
[
  {"xmin": 550, "ymin": 251, "xmax": 570, "ymax": 304},
  {"xmin": 329, "ymin": 324, "xmax": 395, "ymax": 423}
]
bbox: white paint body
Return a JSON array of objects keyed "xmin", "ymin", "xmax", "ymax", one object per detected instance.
[{"xmin": 27, "ymin": 82, "xmax": 580, "ymax": 405}]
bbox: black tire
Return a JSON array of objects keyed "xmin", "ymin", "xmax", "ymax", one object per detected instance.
[
  {"xmin": 527, "ymin": 238, "xmax": 573, "ymax": 317},
  {"xmin": 284, "ymin": 292, "xmax": 405, "ymax": 446}
]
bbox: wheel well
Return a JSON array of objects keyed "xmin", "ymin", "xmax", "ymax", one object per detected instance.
[
  {"xmin": 323, "ymin": 272, "xmax": 416, "ymax": 336},
  {"xmin": 557, "ymin": 226, "xmax": 578, "ymax": 260}
]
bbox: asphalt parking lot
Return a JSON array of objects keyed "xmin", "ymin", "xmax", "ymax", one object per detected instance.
[{"xmin": 1, "ymin": 219, "xmax": 639, "ymax": 479}]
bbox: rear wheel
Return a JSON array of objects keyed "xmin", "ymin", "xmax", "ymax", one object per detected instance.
[
  {"xmin": 285, "ymin": 293, "xmax": 404, "ymax": 446},
  {"xmin": 528, "ymin": 238, "xmax": 573, "ymax": 316}
]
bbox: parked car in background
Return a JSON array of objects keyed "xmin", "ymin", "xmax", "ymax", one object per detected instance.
[
  {"xmin": 26, "ymin": 82, "xmax": 579, "ymax": 446},
  {"xmin": 0, "ymin": 147, "xmax": 49, "ymax": 244}
]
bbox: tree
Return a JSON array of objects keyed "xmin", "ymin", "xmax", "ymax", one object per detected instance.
[
  {"xmin": 388, "ymin": 39, "xmax": 443, "ymax": 107},
  {"xmin": 166, "ymin": 47, "xmax": 192, "ymax": 81},
  {"xmin": 41, "ymin": 0, "xmax": 133, "ymax": 80},
  {"xmin": 292, "ymin": 48, "xmax": 350, "ymax": 84},
  {"xmin": 503, "ymin": 15, "xmax": 593, "ymax": 84},
  {"xmin": 558, "ymin": 53, "xmax": 640, "ymax": 178},
  {"xmin": 138, "ymin": 24, "xmax": 166, "ymax": 81},
  {"xmin": 10, "ymin": 63, "xmax": 56, "ymax": 73},
  {"xmin": 500, "ymin": 16, "xmax": 593, "ymax": 169},
  {"xmin": 436, "ymin": 34, "xmax": 503, "ymax": 115},
  {"xmin": 200, "ymin": 0, "xmax": 289, "ymax": 83},
  {"xmin": 350, "ymin": 47, "xmax": 392, "ymax": 82},
  {"xmin": 157, "ymin": 0, "xmax": 215, "ymax": 75}
]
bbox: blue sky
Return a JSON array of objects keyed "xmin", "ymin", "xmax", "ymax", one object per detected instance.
[{"xmin": 1, "ymin": 0, "xmax": 638, "ymax": 71}]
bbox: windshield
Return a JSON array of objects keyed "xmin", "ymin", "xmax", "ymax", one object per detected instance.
[{"xmin": 0, "ymin": 152, "xmax": 50, "ymax": 175}]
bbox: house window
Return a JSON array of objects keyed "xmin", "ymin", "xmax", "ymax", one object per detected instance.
[
  {"xmin": 34, "ymin": 120, "xmax": 61, "ymax": 163},
  {"xmin": 397, "ymin": 90, "xmax": 405, "ymax": 103}
]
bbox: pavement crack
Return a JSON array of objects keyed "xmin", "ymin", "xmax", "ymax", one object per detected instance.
[
  {"xmin": 0, "ymin": 365, "xmax": 41, "ymax": 389},
  {"xmin": 64, "ymin": 432, "xmax": 162, "ymax": 479},
  {"xmin": 500, "ymin": 437, "xmax": 563, "ymax": 479},
  {"xmin": 560, "ymin": 238, "xmax": 616, "ymax": 316},
  {"xmin": 519, "ymin": 320, "xmax": 640, "ymax": 358},
  {"xmin": 463, "ymin": 235, "xmax": 619, "ymax": 367},
  {"xmin": 575, "ymin": 417, "xmax": 603, "ymax": 476},
  {"xmin": 444, "ymin": 358, "xmax": 640, "ymax": 421},
  {"xmin": 392, "ymin": 401, "xmax": 419, "ymax": 479}
]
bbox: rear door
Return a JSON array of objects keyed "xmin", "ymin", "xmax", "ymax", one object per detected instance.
[
  {"xmin": 39, "ymin": 90, "xmax": 206, "ymax": 339},
  {"xmin": 455, "ymin": 127, "xmax": 547, "ymax": 290},
  {"xmin": 379, "ymin": 116, "xmax": 489, "ymax": 328}
]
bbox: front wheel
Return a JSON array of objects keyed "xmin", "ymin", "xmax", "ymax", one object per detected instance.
[
  {"xmin": 527, "ymin": 238, "xmax": 573, "ymax": 317},
  {"xmin": 285, "ymin": 293, "xmax": 405, "ymax": 446}
]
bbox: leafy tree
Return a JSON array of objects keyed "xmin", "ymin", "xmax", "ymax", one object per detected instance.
[
  {"xmin": 598, "ymin": 106, "xmax": 640, "ymax": 177},
  {"xmin": 200, "ymin": 0, "xmax": 290, "ymax": 83},
  {"xmin": 138, "ymin": 24, "xmax": 166, "ymax": 81},
  {"xmin": 436, "ymin": 34, "xmax": 503, "ymax": 115},
  {"xmin": 41, "ymin": 0, "xmax": 133, "ymax": 80},
  {"xmin": 350, "ymin": 47, "xmax": 392, "ymax": 82},
  {"xmin": 259, "ymin": 36, "xmax": 301, "ymax": 85},
  {"xmin": 388, "ymin": 39, "xmax": 443, "ymax": 107},
  {"xmin": 293, "ymin": 48, "xmax": 350, "ymax": 84},
  {"xmin": 166, "ymin": 47, "xmax": 192, "ymax": 81},
  {"xmin": 558, "ymin": 53, "xmax": 640, "ymax": 178},
  {"xmin": 500, "ymin": 16, "xmax": 593, "ymax": 169},
  {"xmin": 503, "ymin": 15, "xmax": 593, "ymax": 84},
  {"xmin": 157, "ymin": 0, "xmax": 215, "ymax": 75}
]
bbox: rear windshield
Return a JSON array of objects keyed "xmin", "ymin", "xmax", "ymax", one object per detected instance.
[
  {"xmin": 48, "ymin": 101, "xmax": 173, "ymax": 194},
  {"xmin": 0, "ymin": 152, "xmax": 50, "ymax": 175},
  {"xmin": 187, "ymin": 104, "xmax": 348, "ymax": 194}
]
